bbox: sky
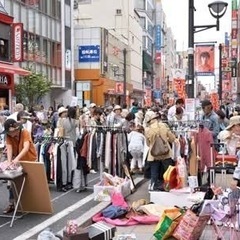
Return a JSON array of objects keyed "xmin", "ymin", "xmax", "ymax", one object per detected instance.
[
  {"xmin": 161, "ymin": 0, "xmax": 232, "ymax": 51},
  {"xmin": 161, "ymin": 0, "xmax": 232, "ymax": 92}
]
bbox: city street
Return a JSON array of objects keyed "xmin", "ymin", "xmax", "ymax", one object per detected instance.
[{"xmin": 0, "ymin": 173, "xmax": 102, "ymax": 239}]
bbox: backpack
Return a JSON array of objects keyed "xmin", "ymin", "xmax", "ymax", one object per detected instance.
[{"xmin": 150, "ymin": 134, "xmax": 169, "ymax": 157}]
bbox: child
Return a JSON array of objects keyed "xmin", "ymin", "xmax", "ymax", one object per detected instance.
[{"xmin": 128, "ymin": 124, "xmax": 145, "ymax": 173}]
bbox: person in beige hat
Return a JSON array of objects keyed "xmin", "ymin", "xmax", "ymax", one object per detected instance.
[
  {"xmin": 218, "ymin": 115, "xmax": 240, "ymax": 155},
  {"xmin": 145, "ymin": 112, "xmax": 178, "ymax": 191}
]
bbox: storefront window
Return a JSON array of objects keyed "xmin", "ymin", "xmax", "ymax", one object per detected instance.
[
  {"xmin": 28, "ymin": 9, "xmax": 35, "ymax": 33},
  {"xmin": 0, "ymin": 39, "xmax": 10, "ymax": 62}
]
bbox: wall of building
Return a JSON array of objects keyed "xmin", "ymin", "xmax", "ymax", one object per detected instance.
[
  {"xmin": 74, "ymin": 0, "xmax": 143, "ymax": 94},
  {"xmin": 5, "ymin": 0, "xmax": 75, "ymax": 108}
]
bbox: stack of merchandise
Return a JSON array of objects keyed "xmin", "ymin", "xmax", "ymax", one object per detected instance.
[
  {"xmin": 0, "ymin": 160, "xmax": 22, "ymax": 176},
  {"xmin": 94, "ymin": 172, "xmax": 130, "ymax": 201}
]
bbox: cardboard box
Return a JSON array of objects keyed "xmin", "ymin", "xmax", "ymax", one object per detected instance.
[
  {"xmin": 63, "ymin": 227, "xmax": 88, "ymax": 240},
  {"xmin": 94, "ymin": 180, "xmax": 131, "ymax": 201},
  {"xmin": 88, "ymin": 221, "xmax": 116, "ymax": 240}
]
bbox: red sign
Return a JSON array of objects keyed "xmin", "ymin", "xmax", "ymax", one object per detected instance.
[
  {"xmin": 155, "ymin": 52, "xmax": 161, "ymax": 64},
  {"xmin": 12, "ymin": 23, "xmax": 23, "ymax": 62}
]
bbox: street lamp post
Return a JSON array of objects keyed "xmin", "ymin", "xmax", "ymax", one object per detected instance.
[
  {"xmin": 111, "ymin": 48, "xmax": 127, "ymax": 105},
  {"xmin": 218, "ymin": 43, "xmax": 223, "ymax": 102},
  {"xmin": 188, "ymin": 0, "xmax": 228, "ymax": 98}
]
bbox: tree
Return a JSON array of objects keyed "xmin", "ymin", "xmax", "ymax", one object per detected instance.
[{"xmin": 15, "ymin": 69, "xmax": 52, "ymax": 107}]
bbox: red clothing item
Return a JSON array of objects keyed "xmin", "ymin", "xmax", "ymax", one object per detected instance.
[{"xmin": 197, "ymin": 127, "xmax": 213, "ymax": 171}]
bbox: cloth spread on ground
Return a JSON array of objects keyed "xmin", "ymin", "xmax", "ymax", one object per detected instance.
[{"xmin": 92, "ymin": 192, "xmax": 159, "ymax": 226}]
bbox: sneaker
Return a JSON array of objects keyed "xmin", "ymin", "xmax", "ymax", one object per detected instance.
[
  {"xmin": 3, "ymin": 204, "xmax": 14, "ymax": 214},
  {"xmin": 90, "ymin": 169, "xmax": 97, "ymax": 174}
]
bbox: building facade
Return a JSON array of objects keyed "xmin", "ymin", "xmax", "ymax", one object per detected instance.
[
  {"xmin": 74, "ymin": 0, "xmax": 143, "ymax": 106},
  {"xmin": 4, "ymin": 0, "xmax": 75, "ymax": 108}
]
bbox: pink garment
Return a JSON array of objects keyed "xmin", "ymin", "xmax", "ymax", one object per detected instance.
[
  {"xmin": 111, "ymin": 192, "xmax": 128, "ymax": 209},
  {"xmin": 92, "ymin": 212, "xmax": 159, "ymax": 226},
  {"xmin": 197, "ymin": 128, "xmax": 213, "ymax": 171}
]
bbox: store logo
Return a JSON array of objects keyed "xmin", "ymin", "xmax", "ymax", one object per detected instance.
[{"xmin": 0, "ymin": 75, "xmax": 9, "ymax": 85}]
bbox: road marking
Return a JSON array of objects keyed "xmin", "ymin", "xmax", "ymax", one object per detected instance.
[
  {"xmin": 51, "ymin": 175, "xmax": 99, "ymax": 202},
  {"xmin": 57, "ymin": 201, "xmax": 110, "ymax": 235},
  {"xmin": 0, "ymin": 176, "xmax": 100, "ymax": 229},
  {"xmin": 13, "ymin": 194, "xmax": 94, "ymax": 240}
]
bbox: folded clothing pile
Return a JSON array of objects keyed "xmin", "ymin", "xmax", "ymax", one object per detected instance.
[{"xmin": 0, "ymin": 160, "xmax": 23, "ymax": 175}]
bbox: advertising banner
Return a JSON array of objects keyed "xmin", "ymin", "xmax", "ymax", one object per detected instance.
[
  {"xmin": 115, "ymin": 82, "xmax": 124, "ymax": 94},
  {"xmin": 195, "ymin": 45, "xmax": 215, "ymax": 76},
  {"xmin": 78, "ymin": 45, "xmax": 100, "ymax": 62},
  {"xmin": 12, "ymin": 23, "xmax": 23, "ymax": 62}
]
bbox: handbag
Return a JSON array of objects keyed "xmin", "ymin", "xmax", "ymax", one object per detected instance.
[{"xmin": 151, "ymin": 134, "xmax": 169, "ymax": 157}]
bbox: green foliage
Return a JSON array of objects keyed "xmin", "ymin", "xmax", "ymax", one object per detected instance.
[{"xmin": 15, "ymin": 69, "xmax": 52, "ymax": 107}]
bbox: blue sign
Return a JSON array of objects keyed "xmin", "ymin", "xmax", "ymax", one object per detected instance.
[
  {"xmin": 78, "ymin": 45, "xmax": 100, "ymax": 62},
  {"xmin": 155, "ymin": 25, "xmax": 161, "ymax": 51}
]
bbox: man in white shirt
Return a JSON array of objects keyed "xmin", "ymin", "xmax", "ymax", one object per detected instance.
[{"xmin": 167, "ymin": 98, "xmax": 185, "ymax": 121}]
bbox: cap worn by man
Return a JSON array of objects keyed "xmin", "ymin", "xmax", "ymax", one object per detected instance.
[{"xmin": 2, "ymin": 119, "xmax": 20, "ymax": 134}]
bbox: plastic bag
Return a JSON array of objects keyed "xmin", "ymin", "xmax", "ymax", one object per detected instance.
[{"xmin": 154, "ymin": 208, "xmax": 184, "ymax": 240}]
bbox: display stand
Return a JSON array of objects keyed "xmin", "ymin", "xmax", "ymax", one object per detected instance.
[
  {"xmin": 149, "ymin": 188, "xmax": 205, "ymax": 208},
  {"xmin": 14, "ymin": 161, "xmax": 53, "ymax": 214},
  {"xmin": 0, "ymin": 171, "xmax": 26, "ymax": 227}
]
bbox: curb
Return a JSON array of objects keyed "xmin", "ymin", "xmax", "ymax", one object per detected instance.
[{"xmin": 57, "ymin": 176, "xmax": 145, "ymax": 235}]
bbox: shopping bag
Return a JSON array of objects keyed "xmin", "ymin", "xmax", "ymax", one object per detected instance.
[
  {"xmin": 163, "ymin": 165, "xmax": 178, "ymax": 191},
  {"xmin": 154, "ymin": 208, "xmax": 184, "ymax": 240},
  {"xmin": 173, "ymin": 209, "xmax": 209, "ymax": 240}
]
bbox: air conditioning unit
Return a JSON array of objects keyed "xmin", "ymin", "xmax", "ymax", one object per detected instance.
[{"xmin": 116, "ymin": 9, "xmax": 122, "ymax": 15}]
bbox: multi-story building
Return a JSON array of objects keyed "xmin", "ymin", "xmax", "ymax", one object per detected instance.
[
  {"xmin": 74, "ymin": 0, "xmax": 143, "ymax": 106},
  {"xmin": 135, "ymin": 0, "xmax": 155, "ymax": 106},
  {"xmin": 4, "ymin": 0, "xmax": 75, "ymax": 108}
]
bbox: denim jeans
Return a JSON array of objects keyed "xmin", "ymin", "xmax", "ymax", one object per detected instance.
[{"xmin": 149, "ymin": 158, "xmax": 174, "ymax": 190}]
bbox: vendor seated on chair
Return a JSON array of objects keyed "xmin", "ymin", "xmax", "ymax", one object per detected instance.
[{"xmin": 218, "ymin": 115, "xmax": 240, "ymax": 155}]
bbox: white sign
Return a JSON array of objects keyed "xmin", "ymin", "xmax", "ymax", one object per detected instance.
[
  {"xmin": 185, "ymin": 98, "xmax": 196, "ymax": 120},
  {"xmin": 65, "ymin": 49, "xmax": 71, "ymax": 70},
  {"xmin": 70, "ymin": 96, "xmax": 78, "ymax": 107}
]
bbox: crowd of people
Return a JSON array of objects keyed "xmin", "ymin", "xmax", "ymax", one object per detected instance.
[{"xmin": 1, "ymin": 98, "xmax": 240, "ymax": 213}]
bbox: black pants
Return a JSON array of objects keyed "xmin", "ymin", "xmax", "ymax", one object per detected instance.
[{"xmin": 149, "ymin": 158, "xmax": 174, "ymax": 190}]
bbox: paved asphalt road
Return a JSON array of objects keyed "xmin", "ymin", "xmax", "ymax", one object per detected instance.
[{"xmin": 0, "ymin": 172, "xmax": 103, "ymax": 240}]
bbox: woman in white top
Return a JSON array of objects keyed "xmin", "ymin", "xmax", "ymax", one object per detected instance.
[{"xmin": 128, "ymin": 124, "xmax": 145, "ymax": 173}]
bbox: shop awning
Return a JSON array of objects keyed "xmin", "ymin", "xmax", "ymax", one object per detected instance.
[{"xmin": 0, "ymin": 63, "xmax": 31, "ymax": 76}]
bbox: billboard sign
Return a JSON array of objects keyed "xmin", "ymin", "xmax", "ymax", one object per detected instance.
[
  {"xmin": 195, "ymin": 45, "xmax": 215, "ymax": 76},
  {"xmin": 78, "ymin": 45, "xmax": 100, "ymax": 62}
]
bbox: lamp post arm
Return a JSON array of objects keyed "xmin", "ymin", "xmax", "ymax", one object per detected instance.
[{"xmin": 194, "ymin": 24, "xmax": 218, "ymax": 33}]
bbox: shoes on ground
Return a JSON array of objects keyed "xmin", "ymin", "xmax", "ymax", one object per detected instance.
[
  {"xmin": 3, "ymin": 204, "xmax": 14, "ymax": 214},
  {"xmin": 90, "ymin": 169, "xmax": 97, "ymax": 174}
]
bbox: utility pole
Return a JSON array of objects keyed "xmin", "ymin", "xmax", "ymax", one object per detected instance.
[
  {"xmin": 123, "ymin": 48, "xmax": 127, "ymax": 105},
  {"xmin": 188, "ymin": 0, "xmax": 194, "ymax": 98},
  {"xmin": 218, "ymin": 43, "xmax": 222, "ymax": 102}
]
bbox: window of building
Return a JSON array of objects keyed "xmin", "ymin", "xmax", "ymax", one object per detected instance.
[
  {"xmin": 135, "ymin": 0, "xmax": 145, "ymax": 10},
  {"xmin": 43, "ymin": 39, "xmax": 48, "ymax": 64},
  {"xmin": 140, "ymin": 17, "xmax": 146, "ymax": 30},
  {"xmin": 79, "ymin": 0, "xmax": 92, "ymax": 4},
  {"xmin": 147, "ymin": 22, "xmax": 153, "ymax": 36},
  {"xmin": 0, "ymin": 39, "xmax": 10, "ymax": 62}
]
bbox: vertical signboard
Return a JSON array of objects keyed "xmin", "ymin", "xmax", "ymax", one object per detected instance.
[
  {"xmin": 231, "ymin": 0, "xmax": 238, "ymax": 97},
  {"xmin": 12, "ymin": 23, "xmax": 23, "ymax": 62}
]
